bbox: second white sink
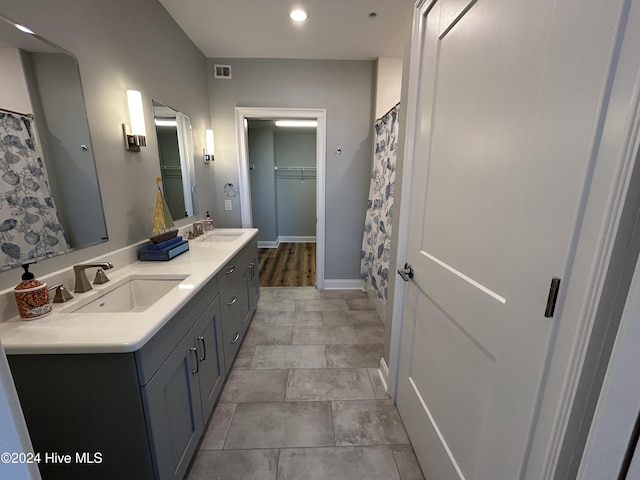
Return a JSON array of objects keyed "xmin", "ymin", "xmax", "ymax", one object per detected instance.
[
  {"xmin": 66, "ymin": 274, "xmax": 188, "ymax": 313},
  {"xmin": 194, "ymin": 230, "xmax": 243, "ymax": 243}
]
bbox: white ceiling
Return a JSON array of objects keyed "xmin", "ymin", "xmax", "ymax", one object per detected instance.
[{"xmin": 159, "ymin": 0, "xmax": 411, "ymax": 60}]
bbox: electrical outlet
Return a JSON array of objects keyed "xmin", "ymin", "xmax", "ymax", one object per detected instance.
[{"xmin": 224, "ymin": 199, "xmax": 232, "ymax": 211}]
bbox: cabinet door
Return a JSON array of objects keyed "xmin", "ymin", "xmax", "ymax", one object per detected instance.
[
  {"xmin": 193, "ymin": 296, "xmax": 225, "ymax": 420},
  {"xmin": 220, "ymin": 278, "xmax": 244, "ymax": 373},
  {"xmin": 141, "ymin": 333, "xmax": 203, "ymax": 480}
]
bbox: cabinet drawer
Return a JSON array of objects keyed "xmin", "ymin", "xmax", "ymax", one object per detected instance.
[{"xmin": 219, "ymin": 258, "xmax": 239, "ymax": 288}]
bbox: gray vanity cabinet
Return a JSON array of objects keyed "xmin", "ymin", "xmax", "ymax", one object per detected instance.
[
  {"xmin": 6, "ymin": 238, "xmax": 258, "ymax": 480},
  {"xmin": 141, "ymin": 332, "xmax": 204, "ymax": 480},
  {"xmin": 139, "ymin": 287, "xmax": 224, "ymax": 480}
]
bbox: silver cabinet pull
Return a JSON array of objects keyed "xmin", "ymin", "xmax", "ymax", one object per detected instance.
[
  {"xmin": 197, "ymin": 335, "xmax": 206, "ymax": 361},
  {"xmin": 230, "ymin": 332, "xmax": 240, "ymax": 344},
  {"xmin": 225, "ymin": 266, "xmax": 236, "ymax": 275},
  {"xmin": 227, "ymin": 296, "xmax": 237, "ymax": 306},
  {"xmin": 190, "ymin": 347, "xmax": 199, "ymax": 374},
  {"xmin": 248, "ymin": 262, "xmax": 255, "ymax": 281}
]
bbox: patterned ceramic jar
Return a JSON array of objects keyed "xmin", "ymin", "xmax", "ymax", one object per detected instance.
[{"xmin": 14, "ymin": 279, "xmax": 52, "ymax": 319}]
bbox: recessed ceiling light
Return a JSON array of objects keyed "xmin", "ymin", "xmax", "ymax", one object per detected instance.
[
  {"xmin": 290, "ymin": 8, "xmax": 308, "ymax": 22},
  {"xmin": 15, "ymin": 24, "xmax": 35, "ymax": 35}
]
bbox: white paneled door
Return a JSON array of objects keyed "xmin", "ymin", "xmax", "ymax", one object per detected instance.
[{"xmin": 396, "ymin": 0, "xmax": 632, "ymax": 479}]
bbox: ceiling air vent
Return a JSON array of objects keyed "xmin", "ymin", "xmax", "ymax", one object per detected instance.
[{"xmin": 213, "ymin": 64, "xmax": 232, "ymax": 79}]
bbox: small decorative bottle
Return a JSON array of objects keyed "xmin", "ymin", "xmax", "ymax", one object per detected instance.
[
  {"xmin": 13, "ymin": 264, "xmax": 52, "ymax": 320},
  {"xmin": 204, "ymin": 211, "xmax": 214, "ymax": 231}
]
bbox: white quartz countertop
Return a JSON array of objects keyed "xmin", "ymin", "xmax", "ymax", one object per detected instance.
[{"xmin": 0, "ymin": 229, "xmax": 258, "ymax": 355}]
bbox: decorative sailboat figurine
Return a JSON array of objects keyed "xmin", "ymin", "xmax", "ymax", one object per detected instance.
[{"xmin": 150, "ymin": 177, "xmax": 178, "ymax": 244}]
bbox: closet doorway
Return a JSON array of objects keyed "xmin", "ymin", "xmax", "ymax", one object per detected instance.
[{"xmin": 235, "ymin": 107, "xmax": 326, "ymax": 288}]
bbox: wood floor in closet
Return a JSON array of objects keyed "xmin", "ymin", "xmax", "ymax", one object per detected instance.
[{"xmin": 258, "ymin": 243, "xmax": 316, "ymax": 287}]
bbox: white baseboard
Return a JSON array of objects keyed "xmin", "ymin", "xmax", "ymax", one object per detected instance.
[
  {"xmin": 257, "ymin": 236, "xmax": 316, "ymax": 248},
  {"xmin": 278, "ymin": 236, "xmax": 316, "ymax": 243},
  {"xmin": 257, "ymin": 240, "xmax": 279, "ymax": 248},
  {"xmin": 379, "ymin": 357, "xmax": 389, "ymax": 394},
  {"xmin": 323, "ymin": 279, "xmax": 365, "ymax": 290}
]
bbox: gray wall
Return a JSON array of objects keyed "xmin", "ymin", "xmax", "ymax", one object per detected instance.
[
  {"xmin": 0, "ymin": 0, "xmax": 213, "ymax": 290},
  {"xmin": 275, "ymin": 131, "xmax": 316, "ymax": 238},
  {"xmin": 248, "ymin": 127, "xmax": 277, "ymax": 243},
  {"xmin": 208, "ymin": 58, "xmax": 375, "ymax": 280}
]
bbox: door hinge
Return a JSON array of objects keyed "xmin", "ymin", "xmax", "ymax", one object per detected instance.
[{"xmin": 544, "ymin": 277, "xmax": 561, "ymax": 318}]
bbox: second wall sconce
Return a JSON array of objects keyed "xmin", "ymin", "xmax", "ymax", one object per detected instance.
[
  {"xmin": 123, "ymin": 90, "xmax": 147, "ymax": 152},
  {"xmin": 204, "ymin": 129, "xmax": 215, "ymax": 163}
]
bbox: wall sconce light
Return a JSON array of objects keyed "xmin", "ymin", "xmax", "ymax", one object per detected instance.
[
  {"xmin": 123, "ymin": 90, "xmax": 147, "ymax": 152},
  {"xmin": 204, "ymin": 129, "xmax": 215, "ymax": 163}
]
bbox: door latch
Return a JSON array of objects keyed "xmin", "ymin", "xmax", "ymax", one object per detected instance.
[{"xmin": 397, "ymin": 263, "xmax": 414, "ymax": 282}]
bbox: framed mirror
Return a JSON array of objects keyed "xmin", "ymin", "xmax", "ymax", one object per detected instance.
[
  {"xmin": 0, "ymin": 14, "xmax": 108, "ymax": 271},
  {"xmin": 152, "ymin": 99, "xmax": 198, "ymax": 220}
]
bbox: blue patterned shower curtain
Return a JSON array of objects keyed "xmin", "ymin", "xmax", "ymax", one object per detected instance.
[
  {"xmin": 0, "ymin": 110, "xmax": 70, "ymax": 270},
  {"xmin": 361, "ymin": 103, "xmax": 399, "ymax": 304}
]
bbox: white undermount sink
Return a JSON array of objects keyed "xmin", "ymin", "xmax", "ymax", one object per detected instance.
[
  {"xmin": 195, "ymin": 231, "xmax": 242, "ymax": 242},
  {"xmin": 65, "ymin": 274, "xmax": 188, "ymax": 314}
]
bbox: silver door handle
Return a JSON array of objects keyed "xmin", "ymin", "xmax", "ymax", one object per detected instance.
[
  {"xmin": 397, "ymin": 263, "xmax": 414, "ymax": 282},
  {"xmin": 190, "ymin": 347, "xmax": 199, "ymax": 374},
  {"xmin": 197, "ymin": 335, "xmax": 206, "ymax": 361}
]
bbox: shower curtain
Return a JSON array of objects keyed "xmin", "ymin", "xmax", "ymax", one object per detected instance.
[
  {"xmin": 361, "ymin": 103, "xmax": 400, "ymax": 304},
  {"xmin": 0, "ymin": 109, "xmax": 69, "ymax": 270}
]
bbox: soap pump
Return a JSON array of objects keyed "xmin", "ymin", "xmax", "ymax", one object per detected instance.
[
  {"xmin": 204, "ymin": 211, "xmax": 214, "ymax": 231},
  {"xmin": 13, "ymin": 264, "xmax": 52, "ymax": 320}
]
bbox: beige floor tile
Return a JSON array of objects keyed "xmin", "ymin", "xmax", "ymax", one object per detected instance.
[
  {"xmin": 295, "ymin": 299, "xmax": 348, "ymax": 312},
  {"xmin": 323, "ymin": 310, "xmax": 384, "ymax": 327},
  {"xmin": 251, "ymin": 345, "xmax": 327, "ymax": 369},
  {"xmin": 326, "ymin": 344, "xmax": 384, "ymax": 368},
  {"xmin": 187, "ymin": 449, "xmax": 278, "ymax": 480},
  {"xmin": 257, "ymin": 298, "xmax": 296, "ymax": 312},
  {"xmin": 233, "ymin": 344, "xmax": 255, "ymax": 369},
  {"xmin": 243, "ymin": 325, "xmax": 293, "ymax": 345},
  {"xmin": 347, "ymin": 298, "xmax": 376, "ymax": 311},
  {"xmin": 392, "ymin": 445, "xmax": 426, "ymax": 480},
  {"xmin": 292, "ymin": 326, "xmax": 358, "ymax": 345},
  {"xmin": 367, "ymin": 368, "xmax": 391, "ymax": 399},
  {"xmin": 198, "ymin": 402, "xmax": 236, "ymax": 451},
  {"xmin": 272, "ymin": 287, "xmax": 324, "ymax": 300},
  {"xmin": 332, "ymin": 400, "xmax": 410, "ymax": 446},
  {"xmin": 355, "ymin": 326, "xmax": 386, "ymax": 344},
  {"xmin": 225, "ymin": 401, "xmax": 334, "ymax": 449},
  {"xmin": 277, "ymin": 447, "xmax": 400, "ymax": 480},
  {"xmin": 286, "ymin": 368, "xmax": 375, "ymax": 401},
  {"xmin": 265, "ymin": 311, "xmax": 324, "ymax": 327},
  {"xmin": 220, "ymin": 369, "xmax": 288, "ymax": 403}
]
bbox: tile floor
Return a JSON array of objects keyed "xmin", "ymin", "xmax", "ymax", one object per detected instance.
[{"xmin": 186, "ymin": 287, "xmax": 425, "ymax": 480}]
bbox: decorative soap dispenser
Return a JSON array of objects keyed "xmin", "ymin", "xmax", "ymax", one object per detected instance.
[
  {"xmin": 13, "ymin": 264, "xmax": 52, "ymax": 320},
  {"xmin": 204, "ymin": 211, "xmax": 214, "ymax": 231}
]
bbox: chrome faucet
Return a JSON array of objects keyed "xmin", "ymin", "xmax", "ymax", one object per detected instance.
[
  {"xmin": 189, "ymin": 222, "xmax": 204, "ymax": 239},
  {"xmin": 73, "ymin": 262, "xmax": 114, "ymax": 293}
]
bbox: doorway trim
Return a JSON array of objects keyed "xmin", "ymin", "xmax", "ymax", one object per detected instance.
[{"xmin": 235, "ymin": 107, "xmax": 326, "ymax": 288}]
